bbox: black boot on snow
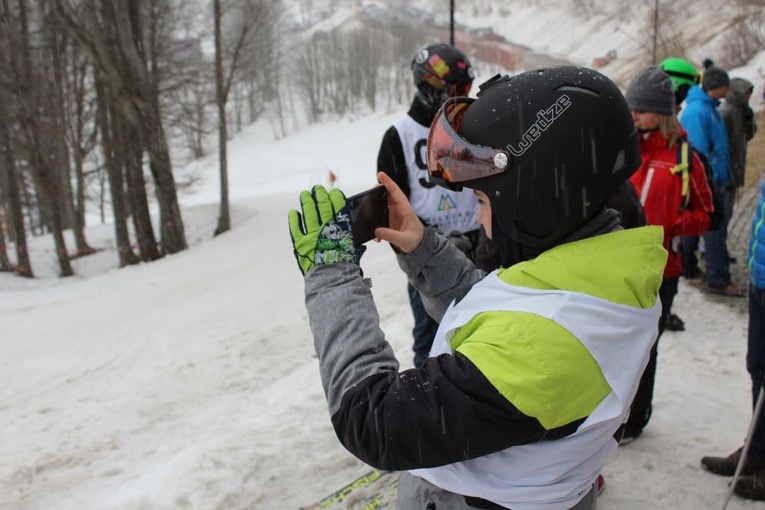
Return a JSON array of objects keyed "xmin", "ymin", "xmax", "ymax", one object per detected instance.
[
  {"xmin": 735, "ymin": 470, "xmax": 765, "ymax": 501},
  {"xmin": 701, "ymin": 447, "xmax": 762, "ymax": 477},
  {"xmin": 665, "ymin": 313, "xmax": 685, "ymax": 331}
]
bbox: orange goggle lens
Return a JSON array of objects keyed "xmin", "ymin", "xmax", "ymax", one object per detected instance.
[{"xmin": 427, "ymin": 97, "xmax": 510, "ymax": 189}]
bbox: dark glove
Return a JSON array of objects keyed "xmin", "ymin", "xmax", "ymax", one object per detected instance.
[{"xmin": 288, "ymin": 185, "xmax": 365, "ymax": 275}]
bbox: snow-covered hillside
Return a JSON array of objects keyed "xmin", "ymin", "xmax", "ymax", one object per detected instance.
[{"xmin": 353, "ymin": 0, "xmax": 765, "ymax": 94}]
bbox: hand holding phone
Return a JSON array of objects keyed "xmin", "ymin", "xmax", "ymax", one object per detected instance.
[{"xmin": 345, "ymin": 186, "xmax": 389, "ymax": 247}]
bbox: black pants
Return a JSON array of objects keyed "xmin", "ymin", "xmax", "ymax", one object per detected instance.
[
  {"xmin": 747, "ymin": 284, "xmax": 765, "ymax": 462},
  {"xmin": 626, "ymin": 276, "xmax": 679, "ymax": 431}
]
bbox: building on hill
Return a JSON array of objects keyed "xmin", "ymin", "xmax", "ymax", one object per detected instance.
[{"xmin": 451, "ymin": 27, "xmax": 525, "ymax": 72}]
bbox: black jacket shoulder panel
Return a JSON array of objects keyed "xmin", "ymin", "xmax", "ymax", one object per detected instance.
[{"xmin": 330, "ymin": 352, "xmax": 581, "ymax": 470}]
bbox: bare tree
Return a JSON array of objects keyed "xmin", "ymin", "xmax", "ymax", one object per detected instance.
[
  {"xmin": 649, "ymin": 2, "xmax": 687, "ymax": 65},
  {"xmin": 165, "ymin": 61, "xmax": 213, "ymax": 160},
  {"xmin": 119, "ymin": 106, "xmax": 162, "ymax": 262},
  {"xmin": 0, "ymin": 135, "xmax": 33, "ymax": 277},
  {"xmin": 720, "ymin": 2, "xmax": 765, "ymax": 69},
  {"xmin": 213, "ymin": 0, "xmax": 276, "ymax": 236},
  {"xmin": 270, "ymin": 33, "xmax": 288, "ymax": 139},
  {"xmin": 348, "ymin": 30, "xmax": 382, "ymax": 111},
  {"xmin": 2, "ymin": 0, "xmax": 73, "ymax": 276},
  {"xmin": 129, "ymin": 0, "xmax": 187, "ymax": 254},
  {"xmin": 294, "ymin": 36, "xmax": 324, "ymax": 124},
  {"xmin": 93, "ymin": 73, "xmax": 140, "ymax": 267},
  {"xmin": 0, "ymin": 210, "xmax": 13, "ymax": 271},
  {"xmin": 41, "ymin": 5, "xmax": 96, "ymax": 257},
  {"xmin": 0, "ymin": 6, "xmax": 33, "ymax": 277},
  {"xmin": 238, "ymin": 1, "xmax": 285, "ymax": 135},
  {"xmin": 53, "ymin": 0, "xmax": 187, "ymax": 255},
  {"xmin": 213, "ymin": 0, "xmax": 231, "ymax": 235},
  {"xmin": 63, "ymin": 42, "xmax": 100, "ymax": 247}
]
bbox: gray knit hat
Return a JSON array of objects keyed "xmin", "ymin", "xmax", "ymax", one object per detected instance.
[
  {"xmin": 625, "ymin": 66, "xmax": 675, "ymax": 115},
  {"xmin": 702, "ymin": 65, "xmax": 730, "ymax": 91}
]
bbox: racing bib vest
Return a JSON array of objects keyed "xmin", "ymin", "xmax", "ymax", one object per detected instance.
[
  {"xmin": 413, "ymin": 232, "xmax": 663, "ymax": 510},
  {"xmin": 393, "ymin": 115, "xmax": 480, "ymax": 234}
]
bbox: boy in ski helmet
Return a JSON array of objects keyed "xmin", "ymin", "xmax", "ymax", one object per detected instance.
[
  {"xmin": 410, "ymin": 42, "xmax": 475, "ymax": 113},
  {"xmin": 289, "ymin": 66, "xmax": 666, "ymax": 509},
  {"xmin": 659, "ymin": 57, "xmax": 700, "ymax": 109},
  {"xmin": 377, "ymin": 43, "xmax": 492, "ymax": 368}
]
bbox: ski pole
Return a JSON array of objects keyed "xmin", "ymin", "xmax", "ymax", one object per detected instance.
[{"xmin": 722, "ymin": 375, "xmax": 765, "ymax": 510}]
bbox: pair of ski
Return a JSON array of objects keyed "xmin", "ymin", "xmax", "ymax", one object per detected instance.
[
  {"xmin": 300, "ymin": 469, "xmax": 399, "ymax": 509},
  {"xmin": 302, "ymin": 470, "xmax": 606, "ymax": 509}
]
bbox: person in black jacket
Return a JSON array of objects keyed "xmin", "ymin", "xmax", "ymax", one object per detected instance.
[
  {"xmin": 376, "ymin": 43, "xmax": 495, "ymax": 367},
  {"xmin": 720, "ymin": 77, "xmax": 757, "ymax": 197}
]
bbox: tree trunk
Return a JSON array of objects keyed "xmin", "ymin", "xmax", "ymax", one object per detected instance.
[
  {"xmin": 4, "ymin": 0, "xmax": 72, "ymax": 276},
  {"xmin": 213, "ymin": 0, "xmax": 230, "ymax": 236},
  {"xmin": 0, "ymin": 22, "xmax": 33, "ymax": 277},
  {"xmin": 52, "ymin": 0, "xmax": 187, "ymax": 256},
  {"xmin": 66, "ymin": 46, "xmax": 100, "ymax": 248},
  {"xmin": 126, "ymin": 0, "xmax": 186, "ymax": 254},
  {"xmin": 20, "ymin": 173, "xmax": 39, "ymax": 236},
  {"xmin": 0, "ymin": 212, "xmax": 13, "ymax": 272},
  {"xmin": 146, "ymin": 117, "xmax": 187, "ymax": 253},
  {"xmin": 0, "ymin": 144, "xmax": 33, "ymax": 278},
  {"xmin": 94, "ymin": 75, "xmax": 138, "ymax": 268},
  {"xmin": 117, "ymin": 113, "xmax": 161, "ymax": 262},
  {"xmin": 46, "ymin": 20, "xmax": 95, "ymax": 256}
]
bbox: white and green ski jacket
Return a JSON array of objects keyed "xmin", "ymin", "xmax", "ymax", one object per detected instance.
[{"xmin": 304, "ymin": 223, "xmax": 666, "ymax": 510}]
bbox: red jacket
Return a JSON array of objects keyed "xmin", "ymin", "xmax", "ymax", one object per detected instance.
[{"xmin": 629, "ymin": 130, "xmax": 713, "ymax": 277}]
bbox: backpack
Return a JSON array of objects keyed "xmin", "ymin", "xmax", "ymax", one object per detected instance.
[{"xmin": 672, "ymin": 140, "xmax": 724, "ymax": 231}]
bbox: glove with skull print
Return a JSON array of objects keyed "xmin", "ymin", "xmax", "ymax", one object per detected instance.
[{"xmin": 288, "ymin": 185, "xmax": 365, "ymax": 276}]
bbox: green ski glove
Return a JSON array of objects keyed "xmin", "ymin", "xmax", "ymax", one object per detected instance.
[{"xmin": 288, "ymin": 185, "xmax": 365, "ymax": 276}]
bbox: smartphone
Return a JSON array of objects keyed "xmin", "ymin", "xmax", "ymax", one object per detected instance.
[{"xmin": 345, "ymin": 185, "xmax": 389, "ymax": 247}]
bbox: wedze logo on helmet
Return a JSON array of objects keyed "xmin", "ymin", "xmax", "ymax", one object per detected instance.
[{"xmin": 506, "ymin": 94, "xmax": 572, "ymax": 157}]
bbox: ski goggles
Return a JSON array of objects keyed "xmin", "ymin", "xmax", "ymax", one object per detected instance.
[
  {"xmin": 422, "ymin": 71, "xmax": 472, "ymax": 98},
  {"xmin": 664, "ymin": 69, "xmax": 700, "ymax": 85},
  {"xmin": 427, "ymin": 97, "xmax": 511, "ymax": 190}
]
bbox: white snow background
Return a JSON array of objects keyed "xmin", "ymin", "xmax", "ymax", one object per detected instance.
[{"xmin": 3, "ymin": 1, "xmax": 765, "ymax": 508}]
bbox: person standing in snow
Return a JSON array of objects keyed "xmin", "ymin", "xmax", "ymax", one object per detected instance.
[
  {"xmin": 720, "ymin": 77, "xmax": 757, "ymax": 195},
  {"xmin": 702, "ymin": 177, "xmax": 765, "ymax": 501},
  {"xmin": 680, "ymin": 61, "xmax": 745, "ymax": 296},
  {"xmin": 622, "ymin": 66, "xmax": 714, "ymax": 443},
  {"xmin": 376, "ymin": 43, "xmax": 492, "ymax": 368},
  {"xmin": 288, "ymin": 66, "xmax": 667, "ymax": 509},
  {"xmin": 660, "ymin": 57, "xmax": 726, "ymax": 283}
]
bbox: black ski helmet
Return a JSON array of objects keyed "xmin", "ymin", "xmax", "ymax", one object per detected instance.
[
  {"xmin": 411, "ymin": 43, "xmax": 474, "ymax": 100},
  {"xmin": 427, "ymin": 66, "xmax": 640, "ymax": 256}
]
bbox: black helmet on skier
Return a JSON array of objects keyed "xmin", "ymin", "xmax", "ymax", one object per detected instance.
[
  {"xmin": 427, "ymin": 66, "xmax": 640, "ymax": 263},
  {"xmin": 411, "ymin": 43, "xmax": 474, "ymax": 104}
]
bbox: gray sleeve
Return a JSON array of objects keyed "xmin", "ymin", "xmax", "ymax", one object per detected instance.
[
  {"xmin": 304, "ymin": 263, "xmax": 399, "ymax": 416},
  {"xmin": 396, "ymin": 227, "xmax": 485, "ymax": 322},
  {"xmin": 304, "ymin": 231, "xmax": 483, "ymax": 417}
]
